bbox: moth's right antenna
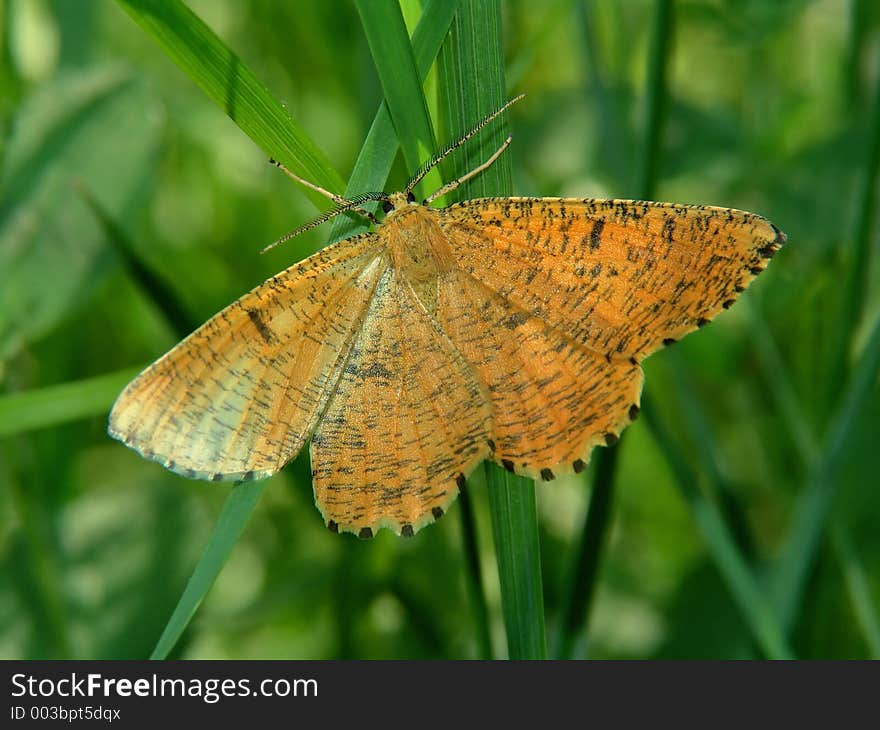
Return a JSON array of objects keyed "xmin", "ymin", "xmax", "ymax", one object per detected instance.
[
  {"xmin": 404, "ymin": 94, "xmax": 524, "ymax": 196},
  {"xmin": 424, "ymin": 135, "xmax": 513, "ymax": 205}
]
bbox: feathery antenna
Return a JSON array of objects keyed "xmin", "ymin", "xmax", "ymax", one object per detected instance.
[
  {"xmin": 262, "ymin": 191, "xmax": 388, "ymax": 253},
  {"xmin": 405, "ymin": 94, "xmax": 524, "ymax": 195},
  {"xmin": 270, "ymin": 158, "xmax": 379, "ymax": 224}
]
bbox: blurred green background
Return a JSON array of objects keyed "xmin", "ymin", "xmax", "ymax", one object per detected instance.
[{"xmin": 1, "ymin": 0, "xmax": 879, "ymax": 659}]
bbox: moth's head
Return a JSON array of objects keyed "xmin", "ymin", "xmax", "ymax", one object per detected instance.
[{"xmin": 381, "ymin": 191, "xmax": 419, "ymax": 216}]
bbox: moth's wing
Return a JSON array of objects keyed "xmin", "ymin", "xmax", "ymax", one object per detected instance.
[
  {"xmin": 108, "ymin": 233, "xmax": 385, "ymax": 481},
  {"xmin": 440, "ymin": 198, "xmax": 785, "ymax": 359},
  {"xmin": 310, "ymin": 264, "xmax": 493, "ymax": 537},
  {"xmin": 438, "ymin": 198, "xmax": 784, "ymax": 476},
  {"xmin": 438, "ymin": 267, "xmax": 642, "ymax": 480}
]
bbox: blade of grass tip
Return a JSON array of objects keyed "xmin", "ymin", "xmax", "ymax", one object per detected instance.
[
  {"xmin": 746, "ymin": 300, "xmax": 880, "ymax": 654},
  {"xmin": 329, "ymin": 0, "xmax": 459, "ymax": 243},
  {"xmin": 0, "ymin": 367, "xmax": 143, "ymax": 439},
  {"xmin": 151, "ymin": 480, "xmax": 267, "ymax": 659},
  {"xmin": 555, "ymin": 440, "xmax": 620, "ymax": 659},
  {"xmin": 769, "ymin": 313, "xmax": 880, "ymax": 632},
  {"xmin": 355, "ymin": 0, "xmax": 437, "ymax": 182},
  {"xmin": 641, "ymin": 394, "xmax": 794, "ymax": 659},
  {"xmin": 437, "ymin": 0, "xmax": 548, "ymax": 659},
  {"xmin": 832, "ymin": 523, "xmax": 880, "ymax": 658},
  {"xmin": 113, "ymin": 0, "xmax": 343, "ymax": 210},
  {"xmin": 555, "ymin": 0, "xmax": 676, "ymax": 659}
]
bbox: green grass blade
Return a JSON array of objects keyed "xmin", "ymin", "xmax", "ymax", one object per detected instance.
[
  {"xmin": 151, "ymin": 480, "xmax": 267, "ymax": 659},
  {"xmin": 329, "ymin": 0, "xmax": 459, "ymax": 242},
  {"xmin": 436, "ymin": 0, "xmax": 545, "ymax": 659},
  {"xmin": 437, "ymin": 0, "xmax": 512, "ymax": 199},
  {"xmin": 355, "ymin": 0, "xmax": 436, "ymax": 179},
  {"xmin": 636, "ymin": 0, "xmax": 674, "ymax": 197},
  {"xmin": 642, "ymin": 394, "xmax": 794, "ymax": 659},
  {"xmin": 113, "ymin": 0, "xmax": 343, "ymax": 207},
  {"xmin": 353, "ymin": 0, "xmax": 493, "ymax": 658},
  {"xmin": 0, "ymin": 367, "xmax": 142, "ymax": 438},
  {"xmin": 770, "ymin": 313, "xmax": 880, "ymax": 630},
  {"xmin": 484, "ymin": 465, "xmax": 548, "ymax": 659}
]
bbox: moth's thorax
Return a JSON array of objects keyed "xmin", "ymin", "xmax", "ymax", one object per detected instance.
[
  {"xmin": 384, "ymin": 203, "xmax": 453, "ymax": 277},
  {"xmin": 382, "ymin": 203, "xmax": 453, "ymax": 313}
]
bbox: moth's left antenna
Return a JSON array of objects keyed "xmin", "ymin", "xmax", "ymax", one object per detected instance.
[{"xmin": 269, "ymin": 158, "xmax": 379, "ymax": 225}]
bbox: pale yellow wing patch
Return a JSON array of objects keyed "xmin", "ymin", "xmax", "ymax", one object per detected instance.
[
  {"xmin": 441, "ymin": 198, "xmax": 785, "ymax": 360},
  {"xmin": 108, "ymin": 233, "xmax": 384, "ymax": 481},
  {"xmin": 310, "ymin": 265, "xmax": 493, "ymax": 537}
]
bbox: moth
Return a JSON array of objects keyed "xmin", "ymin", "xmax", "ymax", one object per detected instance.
[{"xmin": 109, "ymin": 97, "xmax": 785, "ymax": 538}]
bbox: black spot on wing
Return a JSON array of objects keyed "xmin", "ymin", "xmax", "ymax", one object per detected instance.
[
  {"xmin": 246, "ymin": 308, "xmax": 275, "ymax": 344},
  {"xmin": 590, "ymin": 219, "xmax": 605, "ymax": 251}
]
